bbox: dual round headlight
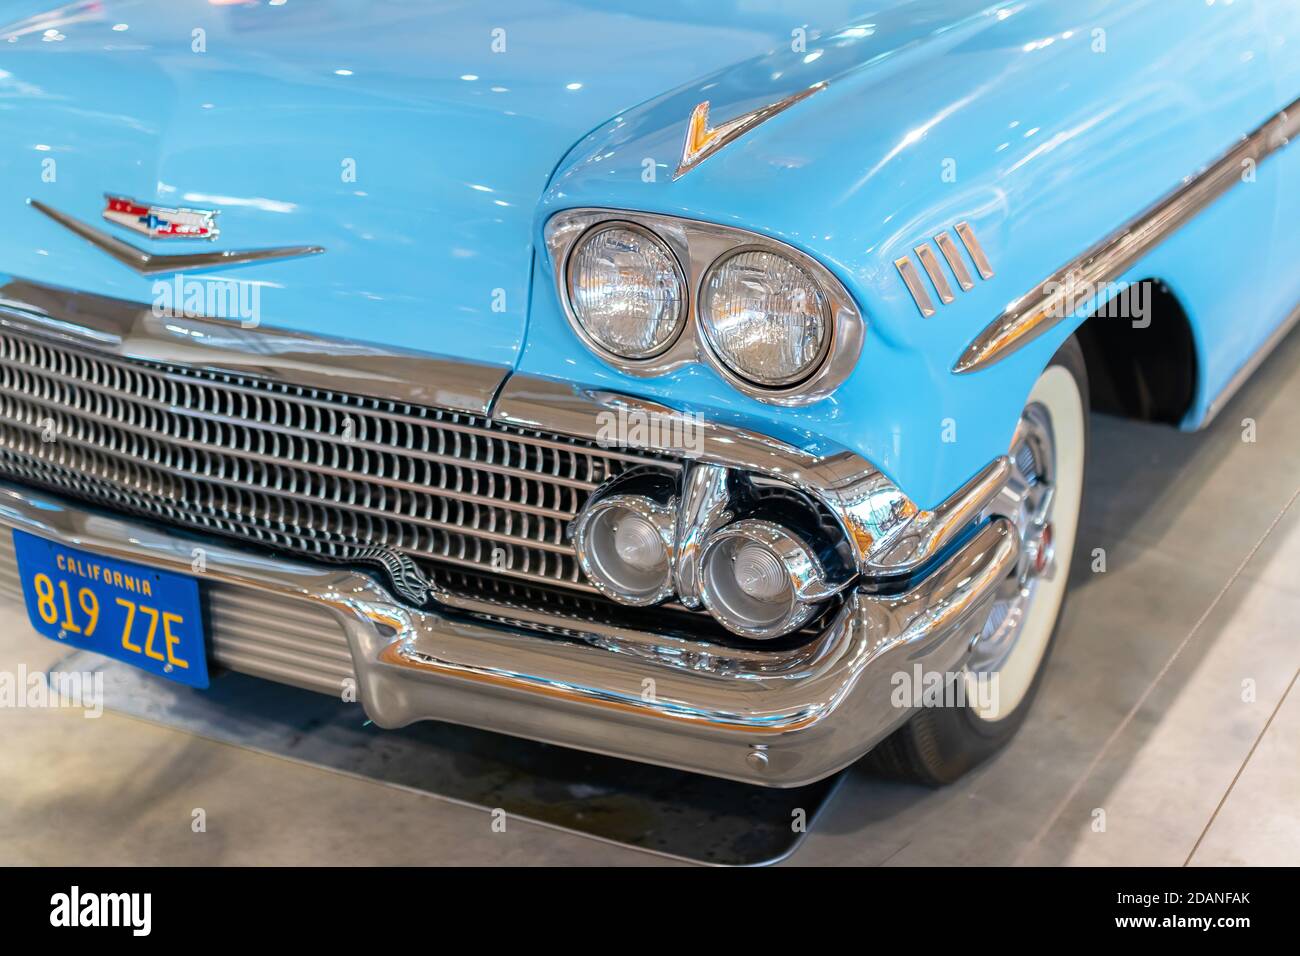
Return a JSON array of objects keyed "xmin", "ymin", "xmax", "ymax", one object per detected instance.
[
  {"xmin": 699, "ymin": 249, "xmax": 830, "ymax": 387},
  {"xmin": 566, "ymin": 223, "xmax": 832, "ymax": 389},
  {"xmin": 567, "ymin": 224, "xmax": 686, "ymax": 359}
]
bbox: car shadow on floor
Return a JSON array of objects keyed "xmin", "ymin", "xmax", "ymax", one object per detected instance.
[{"xmin": 54, "ymin": 646, "xmax": 839, "ymax": 866}]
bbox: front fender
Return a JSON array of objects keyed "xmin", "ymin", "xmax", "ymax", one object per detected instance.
[{"xmin": 519, "ymin": 0, "xmax": 1279, "ymax": 508}]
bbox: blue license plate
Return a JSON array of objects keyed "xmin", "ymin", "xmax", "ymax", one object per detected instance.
[{"xmin": 13, "ymin": 530, "xmax": 208, "ymax": 688}]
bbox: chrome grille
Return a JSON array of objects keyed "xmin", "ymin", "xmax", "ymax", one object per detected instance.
[{"xmin": 0, "ymin": 329, "xmax": 678, "ymax": 598}]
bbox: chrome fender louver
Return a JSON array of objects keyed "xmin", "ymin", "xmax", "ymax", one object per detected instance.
[{"xmin": 895, "ymin": 221, "xmax": 994, "ymax": 318}]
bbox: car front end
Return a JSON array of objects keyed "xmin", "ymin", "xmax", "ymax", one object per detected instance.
[
  {"xmin": 0, "ymin": 256, "xmax": 1022, "ymax": 787},
  {"xmin": 0, "ymin": 0, "xmax": 1123, "ymax": 786}
]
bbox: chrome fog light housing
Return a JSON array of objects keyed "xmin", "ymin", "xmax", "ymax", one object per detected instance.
[
  {"xmin": 572, "ymin": 494, "xmax": 676, "ymax": 606},
  {"xmin": 699, "ymin": 248, "xmax": 831, "ymax": 387},
  {"xmin": 698, "ymin": 519, "xmax": 835, "ymax": 639},
  {"xmin": 566, "ymin": 222, "xmax": 687, "ymax": 360}
]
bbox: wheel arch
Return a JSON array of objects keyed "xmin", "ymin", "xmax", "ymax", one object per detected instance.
[{"xmin": 1072, "ymin": 279, "xmax": 1199, "ymax": 426}]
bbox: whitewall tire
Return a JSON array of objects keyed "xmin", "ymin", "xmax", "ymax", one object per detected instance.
[{"xmin": 866, "ymin": 336, "xmax": 1089, "ymax": 785}]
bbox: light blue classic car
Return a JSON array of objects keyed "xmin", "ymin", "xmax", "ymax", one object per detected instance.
[{"xmin": 0, "ymin": 0, "xmax": 1297, "ymax": 787}]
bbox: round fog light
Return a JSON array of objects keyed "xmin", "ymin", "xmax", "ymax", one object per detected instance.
[
  {"xmin": 572, "ymin": 495, "xmax": 675, "ymax": 606},
  {"xmin": 699, "ymin": 519, "xmax": 829, "ymax": 640}
]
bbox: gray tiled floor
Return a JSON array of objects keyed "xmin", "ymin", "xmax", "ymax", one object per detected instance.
[{"xmin": 1, "ymin": 328, "xmax": 1296, "ymax": 866}]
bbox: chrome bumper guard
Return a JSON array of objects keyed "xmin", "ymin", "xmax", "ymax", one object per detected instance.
[{"xmin": 0, "ymin": 479, "xmax": 1017, "ymax": 787}]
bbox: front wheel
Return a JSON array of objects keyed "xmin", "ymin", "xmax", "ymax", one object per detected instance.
[{"xmin": 867, "ymin": 336, "xmax": 1088, "ymax": 785}]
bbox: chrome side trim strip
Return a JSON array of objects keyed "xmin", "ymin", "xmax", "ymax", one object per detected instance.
[
  {"xmin": 955, "ymin": 97, "xmax": 1300, "ymax": 374},
  {"xmin": 0, "ymin": 277, "xmax": 508, "ymax": 415},
  {"xmin": 894, "ymin": 255, "xmax": 937, "ymax": 317},
  {"xmin": 29, "ymin": 199, "xmax": 324, "ymax": 275},
  {"xmin": 1200, "ymin": 299, "xmax": 1300, "ymax": 426},
  {"xmin": 934, "ymin": 231, "xmax": 975, "ymax": 291},
  {"xmin": 915, "ymin": 243, "xmax": 955, "ymax": 304}
]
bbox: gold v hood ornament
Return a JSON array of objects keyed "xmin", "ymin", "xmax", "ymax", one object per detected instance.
[
  {"xmin": 27, "ymin": 199, "xmax": 324, "ymax": 276},
  {"xmin": 674, "ymin": 82, "xmax": 827, "ymax": 180}
]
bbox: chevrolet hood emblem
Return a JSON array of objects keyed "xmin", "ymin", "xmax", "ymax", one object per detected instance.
[
  {"xmin": 103, "ymin": 194, "xmax": 220, "ymax": 241},
  {"xmin": 28, "ymin": 198, "xmax": 324, "ymax": 276}
]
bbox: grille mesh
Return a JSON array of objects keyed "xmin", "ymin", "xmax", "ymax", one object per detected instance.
[{"xmin": 0, "ymin": 330, "xmax": 679, "ymax": 600}]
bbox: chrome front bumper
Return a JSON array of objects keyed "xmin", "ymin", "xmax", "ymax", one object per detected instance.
[{"xmin": 0, "ymin": 479, "xmax": 1017, "ymax": 787}]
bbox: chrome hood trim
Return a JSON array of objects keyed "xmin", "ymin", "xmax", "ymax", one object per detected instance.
[
  {"xmin": 28, "ymin": 200, "xmax": 324, "ymax": 276},
  {"xmin": 674, "ymin": 82, "xmax": 826, "ymax": 180},
  {"xmin": 0, "ymin": 277, "xmax": 507, "ymax": 415}
]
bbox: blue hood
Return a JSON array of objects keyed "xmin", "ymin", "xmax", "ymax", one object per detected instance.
[{"xmin": 0, "ymin": 0, "xmax": 793, "ymax": 371}]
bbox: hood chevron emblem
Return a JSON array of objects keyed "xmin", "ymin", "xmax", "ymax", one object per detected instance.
[
  {"xmin": 103, "ymin": 194, "xmax": 219, "ymax": 241},
  {"xmin": 28, "ymin": 198, "xmax": 324, "ymax": 276},
  {"xmin": 674, "ymin": 82, "xmax": 827, "ymax": 179}
]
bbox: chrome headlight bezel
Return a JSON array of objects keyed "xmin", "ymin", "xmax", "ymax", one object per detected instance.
[{"xmin": 545, "ymin": 209, "xmax": 864, "ymax": 407}]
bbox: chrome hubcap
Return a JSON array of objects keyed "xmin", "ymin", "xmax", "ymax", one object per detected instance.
[{"xmin": 967, "ymin": 402, "xmax": 1057, "ymax": 678}]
